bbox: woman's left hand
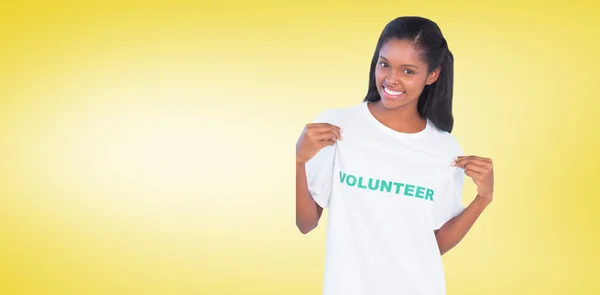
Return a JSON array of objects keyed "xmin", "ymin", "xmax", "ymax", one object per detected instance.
[{"xmin": 451, "ymin": 155, "xmax": 494, "ymax": 201}]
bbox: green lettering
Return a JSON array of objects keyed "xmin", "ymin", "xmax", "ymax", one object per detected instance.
[
  {"xmin": 339, "ymin": 171, "xmax": 346, "ymax": 183},
  {"xmin": 380, "ymin": 180, "xmax": 392, "ymax": 192},
  {"xmin": 415, "ymin": 186, "xmax": 425, "ymax": 199},
  {"xmin": 425, "ymin": 189, "xmax": 434, "ymax": 201},
  {"xmin": 404, "ymin": 184, "xmax": 415, "ymax": 197},
  {"xmin": 338, "ymin": 170, "xmax": 434, "ymax": 202},
  {"xmin": 358, "ymin": 177, "xmax": 367, "ymax": 189},
  {"xmin": 368, "ymin": 178, "xmax": 380, "ymax": 190},
  {"xmin": 393, "ymin": 182, "xmax": 404, "ymax": 194},
  {"xmin": 346, "ymin": 175, "xmax": 357, "ymax": 187}
]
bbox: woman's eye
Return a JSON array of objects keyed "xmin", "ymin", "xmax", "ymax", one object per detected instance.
[
  {"xmin": 404, "ymin": 69, "xmax": 415, "ymax": 75},
  {"xmin": 379, "ymin": 62, "xmax": 388, "ymax": 68}
]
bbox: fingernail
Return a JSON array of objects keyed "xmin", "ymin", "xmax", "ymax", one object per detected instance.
[
  {"xmin": 450, "ymin": 161, "xmax": 455, "ymax": 166},
  {"xmin": 452, "ymin": 156, "xmax": 458, "ymax": 161}
]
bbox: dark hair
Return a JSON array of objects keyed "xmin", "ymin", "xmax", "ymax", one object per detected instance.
[{"xmin": 363, "ymin": 16, "xmax": 455, "ymax": 133}]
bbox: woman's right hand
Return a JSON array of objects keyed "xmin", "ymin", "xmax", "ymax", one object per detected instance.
[{"xmin": 296, "ymin": 123, "xmax": 342, "ymax": 164}]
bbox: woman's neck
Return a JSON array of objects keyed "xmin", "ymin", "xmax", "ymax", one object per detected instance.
[{"xmin": 368, "ymin": 100, "xmax": 427, "ymax": 134}]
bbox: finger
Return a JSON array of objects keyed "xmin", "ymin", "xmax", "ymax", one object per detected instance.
[
  {"xmin": 456, "ymin": 155, "xmax": 492, "ymax": 164},
  {"xmin": 460, "ymin": 162, "xmax": 487, "ymax": 173},
  {"xmin": 464, "ymin": 168, "xmax": 483, "ymax": 179},
  {"xmin": 311, "ymin": 131, "xmax": 339, "ymax": 142},
  {"xmin": 454, "ymin": 156, "xmax": 485, "ymax": 165},
  {"xmin": 308, "ymin": 124, "xmax": 342, "ymax": 140},
  {"xmin": 328, "ymin": 127, "xmax": 342, "ymax": 140},
  {"xmin": 453, "ymin": 157, "xmax": 491, "ymax": 169},
  {"xmin": 319, "ymin": 139, "xmax": 336, "ymax": 148},
  {"xmin": 308, "ymin": 123, "xmax": 341, "ymax": 133}
]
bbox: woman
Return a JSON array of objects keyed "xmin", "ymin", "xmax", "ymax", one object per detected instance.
[{"xmin": 295, "ymin": 16, "xmax": 494, "ymax": 295}]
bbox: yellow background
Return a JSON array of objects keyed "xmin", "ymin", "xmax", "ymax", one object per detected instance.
[{"xmin": 1, "ymin": 1, "xmax": 599, "ymax": 294}]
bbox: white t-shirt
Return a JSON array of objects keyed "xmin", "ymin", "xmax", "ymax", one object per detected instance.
[{"xmin": 305, "ymin": 101, "xmax": 465, "ymax": 295}]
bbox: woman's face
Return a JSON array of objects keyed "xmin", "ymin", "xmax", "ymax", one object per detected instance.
[{"xmin": 374, "ymin": 38, "xmax": 440, "ymax": 110}]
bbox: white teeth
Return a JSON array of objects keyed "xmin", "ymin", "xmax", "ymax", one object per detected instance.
[{"xmin": 384, "ymin": 87, "xmax": 404, "ymax": 96}]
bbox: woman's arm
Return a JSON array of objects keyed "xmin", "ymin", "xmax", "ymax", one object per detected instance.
[
  {"xmin": 296, "ymin": 162, "xmax": 324, "ymax": 234},
  {"xmin": 434, "ymin": 194, "xmax": 492, "ymax": 255},
  {"xmin": 435, "ymin": 155, "xmax": 495, "ymax": 255},
  {"xmin": 295, "ymin": 122, "xmax": 341, "ymax": 234}
]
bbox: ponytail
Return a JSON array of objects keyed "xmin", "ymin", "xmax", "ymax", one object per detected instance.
[{"xmin": 417, "ymin": 40, "xmax": 454, "ymax": 133}]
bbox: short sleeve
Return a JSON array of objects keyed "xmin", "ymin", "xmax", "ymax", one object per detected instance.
[
  {"xmin": 432, "ymin": 166, "xmax": 466, "ymax": 230},
  {"xmin": 304, "ymin": 111, "xmax": 337, "ymax": 209}
]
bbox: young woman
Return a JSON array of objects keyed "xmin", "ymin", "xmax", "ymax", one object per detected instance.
[{"xmin": 295, "ymin": 16, "xmax": 494, "ymax": 295}]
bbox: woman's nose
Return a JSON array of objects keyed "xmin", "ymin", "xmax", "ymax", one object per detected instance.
[{"xmin": 386, "ymin": 70, "xmax": 400, "ymax": 86}]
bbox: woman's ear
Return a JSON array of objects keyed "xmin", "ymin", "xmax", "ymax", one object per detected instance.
[{"xmin": 426, "ymin": 66, "xmax": 441, "ymax": 85}]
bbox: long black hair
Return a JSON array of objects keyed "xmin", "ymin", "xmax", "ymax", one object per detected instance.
[{"xmin": 364, "ymin": 16, "xmax": 455, "ymax": 133}]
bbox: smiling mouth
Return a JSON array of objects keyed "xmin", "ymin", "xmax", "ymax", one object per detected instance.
[{"xmin": 383, "ymin": 86, "xmax": 405, "ymax": 96}]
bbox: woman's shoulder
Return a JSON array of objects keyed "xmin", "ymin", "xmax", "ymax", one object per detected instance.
[{"xmin": 426, "ymin": 122, "xmax": 463, "ymax": 155}]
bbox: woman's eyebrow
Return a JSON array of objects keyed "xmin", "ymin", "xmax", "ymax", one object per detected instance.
[{"xmin": 378, "ymin": 55, "xmax": 419, "ymax": 68}]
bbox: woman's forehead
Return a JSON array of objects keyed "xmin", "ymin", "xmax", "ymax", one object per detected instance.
[{"xmin": 379, "ymin": 39, "xmax": 424, "ymax": 65}]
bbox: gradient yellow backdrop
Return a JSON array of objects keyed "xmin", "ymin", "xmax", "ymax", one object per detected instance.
[{"xmin": 1, "ymin": 1, "xmax": 599, "ymax": 294}]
